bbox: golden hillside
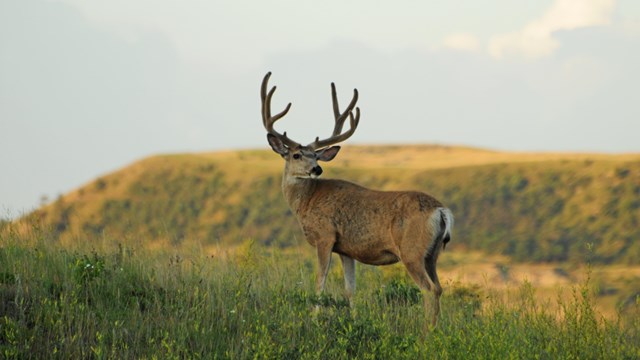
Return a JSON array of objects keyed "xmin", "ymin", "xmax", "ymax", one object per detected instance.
[
  {"xmin": 4, "ymin": 144, "xmax": 639, "ymax": 318},
  {"xmin": 13, "ymin": 144, "xmax": 639, "ymax": 265}
]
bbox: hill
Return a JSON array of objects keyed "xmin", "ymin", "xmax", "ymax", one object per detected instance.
[{"xmin": 12, "ymin": 145, "xmax": 640, "ymax": 265}]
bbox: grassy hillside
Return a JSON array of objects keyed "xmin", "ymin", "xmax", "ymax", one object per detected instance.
[
  {"xmin": 1, "ymin": 230, "xmax": 638, "ymax": 358},
  {"xmin": 2, "ymin": 146, "xmax": 639, "ymax": 357},
  {"xmin": 13, "ymin": 145, "xmax": 640, "ymax": 265}
]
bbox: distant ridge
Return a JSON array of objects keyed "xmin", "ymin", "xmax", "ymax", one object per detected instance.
[{"xmin": 10, "ymin": 145, "xmax": 640, "ymax": 265}]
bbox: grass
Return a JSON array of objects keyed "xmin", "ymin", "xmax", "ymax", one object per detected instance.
[{"xmin": 1, "ymin": 227, "xmax": 639, "ymax": 359}]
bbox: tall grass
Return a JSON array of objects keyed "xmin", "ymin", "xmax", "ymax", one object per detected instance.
[{"xmin": 1, "ymin": 227, "xmax": 638, "ymax": 359}]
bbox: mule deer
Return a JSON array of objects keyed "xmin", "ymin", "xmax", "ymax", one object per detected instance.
[{"xmin": 260, "ymin": 72, "xmax": 453, "ymax": 327}]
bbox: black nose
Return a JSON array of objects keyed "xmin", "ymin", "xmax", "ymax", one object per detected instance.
[{"xmin": 312, "ymin": 166, "xmax": 323, "ymax": 176}]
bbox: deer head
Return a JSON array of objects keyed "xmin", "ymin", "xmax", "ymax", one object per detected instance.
[{"xmin": 261, "ymin": 72, "xmax": 360, "ymax": 179}]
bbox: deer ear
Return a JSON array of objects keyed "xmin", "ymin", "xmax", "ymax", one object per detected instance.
[
  {"xmin": 267, "ymin": 134, "xmax": 288, "ymax": 157},
  {"xmin": 316, "ymin": 146, "xmax": 340, "ymax": 162}
]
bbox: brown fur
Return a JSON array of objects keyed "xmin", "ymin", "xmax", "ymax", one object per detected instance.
[{"xmin": 292, "ymin": 178, "xmax": 442, "ymax": 266}]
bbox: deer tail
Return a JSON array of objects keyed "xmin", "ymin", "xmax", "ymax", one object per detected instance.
[{"xmin": 438, "ymin": 207, "xmax": 454, "ymax": 250}]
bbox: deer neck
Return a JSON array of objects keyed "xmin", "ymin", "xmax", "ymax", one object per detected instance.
[{"xmin": 281, "ymin": 171, "xmax": 317, "ymax": 215}]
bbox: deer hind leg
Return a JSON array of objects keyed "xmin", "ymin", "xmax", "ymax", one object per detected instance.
[
  {"xmin": 339, "ymin": 254, "xmax": 356, "ymax": 307},
  {"xmin": 400, "ymin": 218, "xmax": 440, "ymax": 329},
  {"xmin": 425, "ymin": 251, "xmax": 443, "ymax": 328},
  {"xmin": 402, "ymin": 255, "xmax": 438, "ymax": 331}
]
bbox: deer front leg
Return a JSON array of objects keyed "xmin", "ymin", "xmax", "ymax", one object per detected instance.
[
  {"xmin": 315, "ymin": 242, "xmax": 334, "ymax": 296},
  {"xmin": 339, "ymin": 254, "xmax": 356, "ymax": 306}
]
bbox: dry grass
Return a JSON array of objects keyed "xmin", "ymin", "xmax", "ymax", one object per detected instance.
[
  {"xmin": 326, "ymin": 144, "xmax": 639, "ymax": 170},
  {"xmin": 189, "ymin": 144, "xmax": 640, "ymax": 174},
  {"xmin": 435, "ymin": 252, "xmax": 640, "ymax": 319}
]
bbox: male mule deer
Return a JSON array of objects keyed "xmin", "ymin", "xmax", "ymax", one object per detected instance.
[{"xmin": 260, "ymin": 72, "xmax": 453, "ymax": 328}]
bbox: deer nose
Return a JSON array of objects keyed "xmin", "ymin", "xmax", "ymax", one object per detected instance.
[{"xmin": 312, "ymin": 166, "xmax": 323, "ymax": 176}]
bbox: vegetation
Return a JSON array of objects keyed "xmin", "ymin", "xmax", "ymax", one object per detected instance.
[
  {"xmin": 3, "ymin": 146, "xmax": 638, "ymax": 357},
  {"xmin": 1, "ymin": 227, "xmax": 638, "ymax": 359},
  {"xmin": 417, "ymin": 160, "xmax": 640, "ymax": 264},
  {"xmin": 20, "ymin": 146, "xmax": 640, "ymax": 265}
]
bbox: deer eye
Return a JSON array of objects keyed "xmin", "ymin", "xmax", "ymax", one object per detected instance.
[{"xmin": 292, "ymin": 153, "xmax": 301, "ymax": 160}]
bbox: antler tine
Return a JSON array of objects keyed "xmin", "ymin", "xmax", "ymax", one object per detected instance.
[
  {"xmin": 330, "ymin": 83, "xmax": 359, "ymax": 136},
  {"xmin": 307, "ymin": 82, "xmax": 360, "ymax": 150},
  {"xmin": 261, "ymin": 72, "xmax": 300, "ymax": 148}
]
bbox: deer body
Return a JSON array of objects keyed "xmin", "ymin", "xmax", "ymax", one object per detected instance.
[
  {"xmin": 261, "ymin": 72, "xmax": 453, "ymax": 328},
  {"xmin": 286, "ymin": 177, "xmax": 448, "ymax": 266}
]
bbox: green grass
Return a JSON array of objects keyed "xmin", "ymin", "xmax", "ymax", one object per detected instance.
[{"xmin": 1, "ymin": 227, "xmax": 638, "ymax": 359}]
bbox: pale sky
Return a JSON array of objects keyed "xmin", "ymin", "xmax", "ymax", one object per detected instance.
[{"xmin": 1, "ymin": 0, "xmax": 639, "ymax": 219}]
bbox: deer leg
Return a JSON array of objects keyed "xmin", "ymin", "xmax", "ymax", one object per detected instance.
[
  {"xmin": 425, "ymin": 252, "xmax": 443, "ymax": 328},
  {"xmin": 315, "ymin": 243, "xmax": 333, "ymax": 296},
  {"xmin": 402, "ymin": 257, "xmax": 437, "ymax": 331},
  {"xmin": 339, "ymin": 254, "xmax": 356, "ymax": 307}
]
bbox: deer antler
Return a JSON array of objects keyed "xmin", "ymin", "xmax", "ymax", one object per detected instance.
[
  {"xmin": 307, "ymin": 82, "xmax": 360, "ymax": 150},
  {"xmin": 261, "ymin": 72, "xmax": 300, "ymax": 149}
]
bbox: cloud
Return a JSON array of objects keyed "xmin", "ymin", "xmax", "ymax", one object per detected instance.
[
  {"xmin": 442, "ymin": 33, "xmax": 482, "ymax": 52},
  {"xmin": 488, "ymin": 0, "xmax": 615, "ymax": 59}
]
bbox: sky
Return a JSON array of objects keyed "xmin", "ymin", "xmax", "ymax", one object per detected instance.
[{"xmin": 1, "ymin": 0, "xmax": 639, "ymax": 219}]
